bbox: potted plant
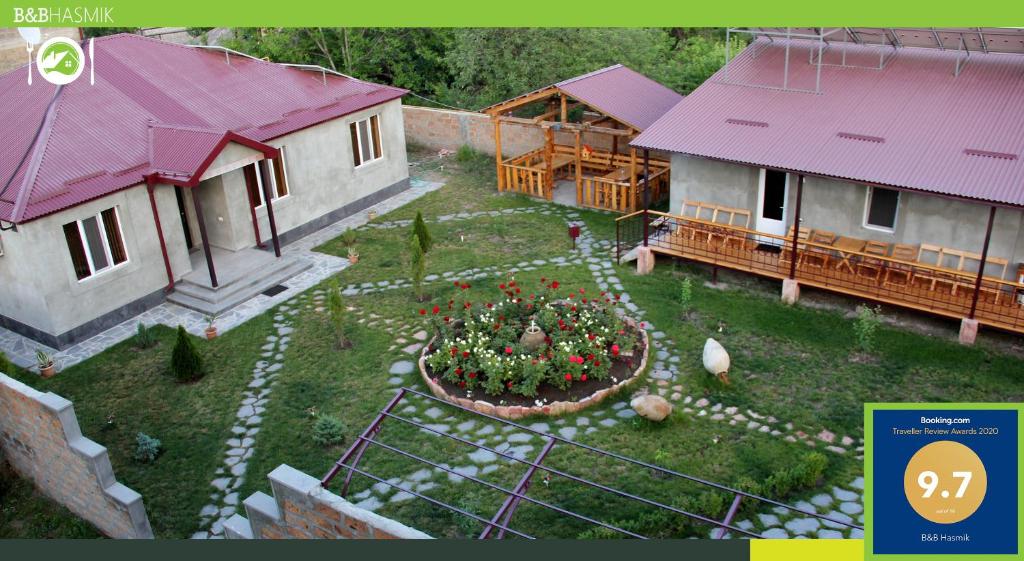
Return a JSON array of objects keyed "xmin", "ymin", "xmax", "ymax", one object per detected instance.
[
  {"xmin": 35, "ymin": 349, "xmax": 55, "ymax": 378},
  {"xmin": 204, "ymin": 314, "xmax": 219, "ymax": 340},
  {"xmin": 347, "ymin": 247, "xmax": 359, "ymax": 264},
  {"xmin": 339, "ymin": 231, "xmax": 359, "ymax": 264}
]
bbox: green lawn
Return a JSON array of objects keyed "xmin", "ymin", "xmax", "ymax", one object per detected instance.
[
  {"xmin": 0, "ymin": 468, "xmax": 101, "ymax": 539},
  {"xmin": 7, "ymin": 150, "xmax": 1021, "ymax": 538}
]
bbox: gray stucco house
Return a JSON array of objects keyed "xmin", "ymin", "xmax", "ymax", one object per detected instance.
[
  {"xmin": 0, "ymin": 34, "xmax": 409, "ymax": 349},
  {"xmin": 632, "ymin": 28, "xmax": 1024, "ymax": 342}
]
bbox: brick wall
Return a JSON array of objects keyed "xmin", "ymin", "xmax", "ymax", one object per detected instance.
[
  {"xmin": 0, "ymin": 373, "xmax": 153, "ymax": 539},
  {"xmin": 224, "ymin": 464, "xmax": 431, "ymax": 539},
  {"xmin": 402, "ymin": 105, "xmax": 615, "ymax": 158}
]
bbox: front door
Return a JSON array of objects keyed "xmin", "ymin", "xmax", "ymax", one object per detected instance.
[
  {"xmin": 175, "ymin": 187, "xmax": 195, "ymax": 250},
  {"xmin": 755, "ymin": 169, "xmax": 788, "ymax": 245}
]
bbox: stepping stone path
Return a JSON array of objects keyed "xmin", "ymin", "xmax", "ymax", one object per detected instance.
[
  {"xmin": 728, "ymin": 477, "xmax": 865, "ymax": 539},
  {"xmin": 192, "ymin": 300, "xmax": 299, "ymax": 539}
]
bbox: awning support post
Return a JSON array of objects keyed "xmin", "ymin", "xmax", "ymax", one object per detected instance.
[{"xmin": 969, "ymin": 206, "xmax": 997, "ymax": 319}]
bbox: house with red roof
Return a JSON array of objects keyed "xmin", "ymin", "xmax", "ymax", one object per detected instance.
[
  {"xmin": 0, "ymin": 33, "xmax": 410, "ymax": 349},
  {"xmin": 630, "ymin": 28, "xmax": 1024, "ymax": 342}
]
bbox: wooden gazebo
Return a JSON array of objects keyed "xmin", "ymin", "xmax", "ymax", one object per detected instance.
[{"xmin": 482, "ymin": 65, "xmax": 682, "ymax": 213}]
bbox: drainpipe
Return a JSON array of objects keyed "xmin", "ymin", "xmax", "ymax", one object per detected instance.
[{"xmin": 146, "ymin": 177, "xmax": 175, "ymax": 292}]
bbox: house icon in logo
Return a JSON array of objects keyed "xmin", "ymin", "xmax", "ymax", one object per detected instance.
[{"xmin": 36, "ymin": 37, "xmax": 84, "ymax": 85}]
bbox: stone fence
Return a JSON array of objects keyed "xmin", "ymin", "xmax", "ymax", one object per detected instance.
[
  {"xmin": 0, "ymin": 373, "xmax": 153, "ymax": 538},
  {"xmin": 224, "ymin": 464, "xmax": 431, "ymax": 539}
]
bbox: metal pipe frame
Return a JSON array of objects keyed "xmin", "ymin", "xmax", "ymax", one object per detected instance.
[{"xmin": 323, "ymin": 386, "xmax": 861, "ymax": 539}]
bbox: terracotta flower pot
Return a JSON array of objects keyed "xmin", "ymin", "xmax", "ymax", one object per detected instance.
[
  {"xmin": 348, "ymin": 254, "xmax": 359, "ymax": 264},
  {"xmin": 205, "ymin": 327, "xmax": 218, "ymax": 340},
  {"xmin": 40, "ymin": 364, "xmax": 55, "ymax": 378}
]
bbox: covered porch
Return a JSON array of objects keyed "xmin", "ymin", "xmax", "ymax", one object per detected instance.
[
  {"xmin": 617, "ymin": 175, "xmax": 1024, "ymax": 337},
  {"xmin": 482, "ymin": 65, "xmax": 681, "ymax": 213}
]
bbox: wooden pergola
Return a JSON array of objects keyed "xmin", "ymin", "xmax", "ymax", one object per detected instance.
[{"xmin": 481, "ymin": 67, "xmax": 675, "ymax": 213}]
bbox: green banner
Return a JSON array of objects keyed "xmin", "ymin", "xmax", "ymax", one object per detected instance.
[{"xmin": 2, "ymin": 0, "xmax": 1024, "ymax": 27}]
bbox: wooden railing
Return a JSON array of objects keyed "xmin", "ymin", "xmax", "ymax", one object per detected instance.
[
  {"xmin": 499, "ymin": 145, "xmax": 670, "ymax": 212},
  {"xmin": 616, "ymin": 210, "xmax": 1024, "ymax": 334}
]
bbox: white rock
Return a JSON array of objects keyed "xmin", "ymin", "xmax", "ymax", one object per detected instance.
[{"xmin": 630, "ymin": 394, "xmax": 673, "ymax": 422}]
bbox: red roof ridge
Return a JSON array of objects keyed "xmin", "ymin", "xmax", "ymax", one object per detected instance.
[
  {"xmin": 9, "ymin": 85, "xmax": 68, "ymax": 223},
  {"xmin": 555, "ymin": 64, "xmax": 625, "ymax": 87}
]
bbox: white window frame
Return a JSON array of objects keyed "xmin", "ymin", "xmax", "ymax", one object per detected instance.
[
  {"xmin": 352, "ymin": 115, "xmax": 384, "ymax": 168},
  {"xmin": 70, "ymin": 207, "xmax": 129, "ymax": 282},
  {"xmin": 252, "ymin": 147, "xmax": 291, "ymax": 209},
  {"xmin": 862, "ymin": 185, "xmax": 900, "ymax": 233}
]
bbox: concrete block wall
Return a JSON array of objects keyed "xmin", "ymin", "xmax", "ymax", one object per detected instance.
[
  {"xmin": 402, "ymin": 105, "xmax": 616, "ymax": 158},
  {"xmin": 224, "ymin": 464, "xmax": 431, "ymax": 540},
  {"xmin": 0, "ymin": 373, "xmax": 153, "ymax": 538}
]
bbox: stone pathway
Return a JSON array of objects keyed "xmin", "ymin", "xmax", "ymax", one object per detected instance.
[
  {"xmin": 725, "ymin": 477, "xmax": 865, "ymax": 539},
  {"xmin": 0, "ymin": 179, "xmax": 444, "ymax": 372},
  {"xmin": 191, "ymin": 300, "xmax": 301, "ymax": 539}
]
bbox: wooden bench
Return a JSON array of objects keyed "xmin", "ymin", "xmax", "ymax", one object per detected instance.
[{"xmin": 673, "ymin": 200, "xmax": 752, "ymax": 248}]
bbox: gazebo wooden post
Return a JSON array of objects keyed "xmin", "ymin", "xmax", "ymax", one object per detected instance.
[
  {"xmin": 560, "ymin": 94, "xmax": 568, "ymax": 122},
  {"xmin": 629, "ymin": 146, "xmax": 638, "ymax": 212},
  {"xmin": 493, "ymin": 117, "xmax": 504, "ymax": 192},
  {"xmin": 544, "ymin": 127, "xmax": 554, "ymax": 200},
  {"xmin": 574, "ymin": 130, "xmax": 582, "ymax": 206}
]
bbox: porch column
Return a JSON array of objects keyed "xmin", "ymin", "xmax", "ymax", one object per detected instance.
[
  {"xmin": 191, "ymin": 188, "xmax": 218, "ymax": 288},
  {"xmin": 493, "ymin": 117, "xmax": 504, "ymax": 191},
  {"xmin": 782, "ymin": 174, "xmax": 805, "ymax": 305},
  {"xmin": 259, "ymin": 159, "xmax": 282, "ymax": 258},
  {"xmin": 642, "ymin": 149, "xmax": 650, "ymax": 247},
  {"xmin": 636, "ymin": 148, "xmax": 654, "ymax": 276},
  {"xmin": 961, "ymin": 205, "xmax": 997, "ymax": 344},
  {"xmin": 243, "ymin": 165, "xmax": 265, "ymax": 248},
  {"xmin": 544, "ymin": 127, "xmax": 554, "ymax": 200},
  {"xmin": 145, "ymin": 179, "xmax": 174, "ymax": 292},
  {"xmin": 629, "ymin": 146, "xmax": 637, "ymax": 213},
  {"xmin": 574, "ymin": 130, "xmax": 582, "ymax": 205}
]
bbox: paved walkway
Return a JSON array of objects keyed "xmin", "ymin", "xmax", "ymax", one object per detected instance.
[{"xmin": 0, "ymin": 179, "xmax": 444, "ymax": 372}]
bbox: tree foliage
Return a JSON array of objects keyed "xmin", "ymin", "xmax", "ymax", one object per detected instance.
[
  {"xmin": 224, "ymin": 28, "xmax": 740, "ymax": 110},
  {"xmin": 412, "ymin": 211, "xmax": 432, "ymax": 254},
  {"xmin": 170, "ymin": 326, "xmax": 203, "ymax": 383}
]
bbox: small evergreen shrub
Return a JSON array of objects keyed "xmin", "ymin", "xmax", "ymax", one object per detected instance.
[
  {"xmin": 678, "ymin": 277, "xmax": 693, "ymax": 310},
  {"xmin": 326, "ymin": 277, "xmax": 348, "ymax": 348},
  {"xmin": 456, "ymin": 144, "xmax": 477, "ymax": 163},
  {"xmin": 412, "ymin": 211, "xmax": 432, "ymax": 254},
  {"xmin": 170, "ymin": 326, "xmax": 203, "ymax": 382},
  {"xmin": 409, "ymin": 233, "xmax": 426, "ymax": 300},
  {"xmin": 311, "ymin": 414, "xmax": 345, "ymax": 447},
  {"xmin": 133, "ymin": 432, "xmax": 162, "ymax": 463},
  {"xmin": 134, "ymin": 322, "xmax": 156, "ymax": 349},
  {"xmin": 854, "ymin": 304, "xmax": 883, "ymax": 352}
]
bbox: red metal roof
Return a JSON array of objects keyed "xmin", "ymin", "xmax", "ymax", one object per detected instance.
[
  {"xmin": 0, "ymin": 34, "xmax": 406, "ymax": 223},
  {"xmin": 555, "ymin": 64, "xmax": 683, "ymax": 131},
  {"xmin": 632, "ymin": 39, "xmax": 1024, "ymax": 207}
]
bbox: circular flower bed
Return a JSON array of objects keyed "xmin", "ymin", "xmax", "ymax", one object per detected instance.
[{"xmin": 417, "ymin": 277, "xmax": 648, "ymax": 418}]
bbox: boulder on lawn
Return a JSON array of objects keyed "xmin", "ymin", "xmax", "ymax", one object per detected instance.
[
  {"xmin": 630, "ymin": 394, "xmax": 673, "ymax": 422},
  {"xmin": 702, "ymin": 338, "xmax": 731, "ymax": 384}
]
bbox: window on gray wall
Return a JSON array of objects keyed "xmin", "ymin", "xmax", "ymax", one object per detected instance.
[
  {"xmin": 63, "ymin": 207, "xmax": 128, "ymax": 281},
  {"xmin": 864, "ymin": 186, "xmax": 900, "ymax": 232}
]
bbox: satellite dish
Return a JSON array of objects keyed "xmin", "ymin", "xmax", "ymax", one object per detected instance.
[{"xmin": 18, "ymin": 27, "xmax": 42, "ymax": 45}]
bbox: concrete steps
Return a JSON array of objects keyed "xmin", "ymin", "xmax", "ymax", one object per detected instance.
[{"xmin": 167, "ymin": 256, "xmax": 311, "ymax": 316}]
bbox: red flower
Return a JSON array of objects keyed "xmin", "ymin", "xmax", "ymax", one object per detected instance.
[
  {"xmin": 486, "ymin": 303, "xmax": 493, "ymax": 309},
  {"xmin": 455, "ymin": 367, "xmax": 463, "ymax": 375},
  {"xmin": 444, "ymin": 316, "xmax": 451, "ymax": 322},
  {"xmin": 461, "ymin": 283, "xmax": 470, "ymax": 290},
  {"xmin": 515, "ymin": 287, "xmax": 521, "ymax": 294},
  {"xmin": 459, "ymin": 381, "xmax": 466, "ymax": 388},
  {"xmin": 551, "ymin": 281, "xmax": 560, "ymax": 289},
  {"xmin": 640, "ymin": 322, "xmax": 645, "ymax": 328},
  {"xmin": 568, "ymin": 294, "xmax": 575, "ymax": 300},
  {"xmin": 507, "ymin": 381, "xmax": 513, "ymax": 389},
  {"xmin": 611, "ymin": 344, "xmax": 620, "ymax": 356},
  {"xmin": 564, "ymin": 373, "xmax": 572, "ymax": 381},
  {"xmin": 468, "ymin": 372, "xmax": 477, "ymax": 379},
  {"xmin": 499, "ymin": 284, "xmax": 506, "ymax": 290},
  {"xmin": 505, "ymin": 346, "xmax": 513, "ymax": 355},
  {"xmin": 581, "ymin": 374, "xmax": 588, "ymax": 382},
  {"xmin": 462, "ymin": 351, "xmax": 470, "ymax": 358},
  {"xmin": 541, "ymin": 277, "xmax": 546, "ymax": 283},
  {"xmin": 419, "ymin": 309, "xmax": 426, "ymax": 315},
  {"xmin": 615, "ymin": 294, "xmax": 621, "ymax": 301},
  {"xmin": 594, "ymin": 361, "xmax": 600, "ymax": 367},
  {"xmin": 579, "ymin": 288, "xmax": 585, "ymax": 294},
  {"xmin": 432, "ymin": 305, "xmax": 440, "ymax": 315},
  {"xmin": 587, "ymin": 353, "xmax": 595, "ymax": 361},
  {"xmin": 454, "ymin": 281, "xmax": 460, "ymax": 287},
  {"xmin": 587, "ymin": 333, "xmax": 595, "ymax": 341}
]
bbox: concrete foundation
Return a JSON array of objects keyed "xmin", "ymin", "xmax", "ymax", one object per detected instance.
[
  {"xmin": 781, "ymin": 278, "xmax": 800, "ymax": 305},
  {"xmin": 637, "ymin": 246, "xmax": 655, "ymax": 275},
  {"xmin": 958, "ymin": 318, "xmax": 979, "ymax": 345}
]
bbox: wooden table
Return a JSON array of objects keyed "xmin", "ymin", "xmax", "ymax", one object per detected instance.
[
  {"xmin": 832, "ymin": 237, "xmax": 867, "ymax": 273},
  {"xmin": 602, "ymin": 166, "xmax": 632, "ymax": 182},
  {"xmin": 534, "ymin": 153, "xmax": 574, "ymax": 172}
]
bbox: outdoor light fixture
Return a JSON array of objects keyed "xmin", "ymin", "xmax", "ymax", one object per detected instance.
[{"xmin": 568, "ymin": 223, "xmax": 580, "ymax": 250}]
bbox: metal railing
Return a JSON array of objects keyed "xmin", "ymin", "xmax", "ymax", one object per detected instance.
[
  {"xmin": 322, "ymin": 387, "xmax": 862, "ymax": 539},
  {"xmin": 616, "ymin": 210, "xmax": 1024, "ymax": 333}
]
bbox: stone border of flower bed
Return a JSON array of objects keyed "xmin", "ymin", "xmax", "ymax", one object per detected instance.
[{"xmin": 417, "ymin": 317, "xmax": 649, "ymax": 420}]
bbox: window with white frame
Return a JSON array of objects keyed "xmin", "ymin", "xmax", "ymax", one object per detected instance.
[
  {"xmin": 350, "ymin": 115, "xmax": 382, "ymax": 167},
  {"xmin": 246, "ymin": 147, "xmax": 291, "ymax": 209},
  {"xmin": 63, "ymin": 207, "xmax": 128, "ymax": 281},
  {"xmin": 864, "ymin": 186, "xmax": 900, "ymax": 232}
]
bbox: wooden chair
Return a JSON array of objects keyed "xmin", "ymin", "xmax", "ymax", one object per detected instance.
[
  {"xmin": 914, "ymin": 245, "xmax": 968, "ymax": 295},
  {"xmin": 953, "ymin": 256, "xmax": 1010, "ymax": 305},
  {"xmin": 883, "ymin": 244, "xmax": 919, "ymax": 287},
  {"xmin": 780, "ymin": 226, "xmax": 810, "ymax": 267},
  {"xmin": 854, "ymin": 240, "xmax": 891, "ymax": 282},
  {"xmin": 800, "ymin": 230, "xmax": 837, "ymax": 268}
]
